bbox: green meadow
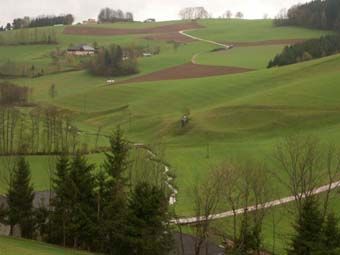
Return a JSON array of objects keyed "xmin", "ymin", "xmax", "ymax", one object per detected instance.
[{"xmin": 1, "ymin": 18, "xmax": 339, "ymax": 252}]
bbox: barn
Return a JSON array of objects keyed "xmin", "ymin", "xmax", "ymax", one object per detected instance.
[{"xmin": 67, "ymin": 44, "xmax": 96, "ymax": 56}]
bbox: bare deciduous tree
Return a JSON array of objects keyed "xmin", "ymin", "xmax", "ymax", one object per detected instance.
[
  {"xmin": 179, "ymin": 7, "xmax": 209, "ymax": 20},
  {"xmin": 190, "ymin": 169, "xmax": 223, "ymax": 255}
]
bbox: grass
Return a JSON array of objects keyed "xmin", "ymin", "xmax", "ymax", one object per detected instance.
[
  {"xmin": 195, "ymin": 45, "xmax": 285, "ymax": 69},
  {"xmin": 1, "ymin": 19, "xmax": 339, "ymax": 253},
  {"xmin": 0, "ymin": 236, "xmax": 94, "ymax": 255},
  {"xmin": 190, "ymin": 19, "xmax": 332, "ymax": 42},
  {"xmin": 6, "ymin": 53, "xmax": 340, "ymax": 216}
]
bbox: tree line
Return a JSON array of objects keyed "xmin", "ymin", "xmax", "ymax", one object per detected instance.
[
  {"xmin": 0, "ymin": 128, "xmax": 173, "ymax": 254},
  {"xmin": 268, "ymin": 35, "xmax": 340, "ymax": 68},
  {"xmin": 98, "ymin": 8, "xmax": 134, "ymax": 23},
  {"xmin": 88, "ymin": 44, "xmax": 138, "ymax": 77},
  {"xmin": 274, "ymin": 0, "xmax": 340, "ymax": 31},
  {"xmin": 11, "ymin": 14, "xmax": 74, "ymax": 30},
  {"xmin": 0, "ymin": 89, "xmax": 83, "ymax": 155},
  {"xmin": 0, "ymin": 27, "xmax": 57, "ymax": 45}
]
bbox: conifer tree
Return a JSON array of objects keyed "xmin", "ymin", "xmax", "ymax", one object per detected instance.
[
  {"xmin": 124, "ymin": 182, "xmax": 173, "ymax": 255},
  {"xmin": 99, "ymin": 127, "xmax": 130, "ymax": 254},
  {"xmin": 6, "ymin": 157, "xmax": 34, "ymax": 238},
  {"xmin": 49, "ymin": 155, "xmax": 71, "ymax": 246},
  {"xmin": 288, "ymin": 198, "xmax": 324, "ymax": 255},
  {"xmin": 68, "ymin": 153, "xmax": 96, "ymax": 249}
]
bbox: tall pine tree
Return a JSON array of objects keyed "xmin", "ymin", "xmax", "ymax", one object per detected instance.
[
  {"xmin": 6, "ymin": 157, "xmax": 34, "ymax": 238},
  {"xmin": 99, "ymin": 127, "xmax": 130, "ymax": 254},
  {"xmin": 124, "ymin": 182, "xmax": 173, "ymax": 255},
  {"xmin": 49, "ymin": 155, "xmax": 71, "ymax": 246},
  {"xmin": 68, "ymin": 153, "xmax": 96, "ymax": 250},
  {"xmin": 288, "ymin": 198, "xmax": 324, "ymax": 255}
]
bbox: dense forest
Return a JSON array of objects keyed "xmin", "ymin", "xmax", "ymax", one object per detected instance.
[
  {"xmin": 274, "ymin": 0, "xmax": 340, "ymax": 30},
  {"xmin": 268, "ymin": 35, "xmax": 340, "ymax": 67},
  {"xmin": 11, "ymin": 14, "xmax": 74, "ymax": 29}
]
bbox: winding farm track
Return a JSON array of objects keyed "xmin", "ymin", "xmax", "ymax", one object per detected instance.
[
  {"xmin": 179, "ymin": 30, "xmax": 232, "ymax": 49},
  {"xmin": 173, "ymin": 181, "xmax": 340, "ymax": 225}
]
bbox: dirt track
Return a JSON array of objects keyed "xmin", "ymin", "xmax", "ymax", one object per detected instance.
[
  {"xmin": 144, "ymin": 32, "xmax": 195, "ymax": 43},
  {"xmin": 224, "ymin": 39, "xmax": 305, "ymax": 47},
  {"xmin": 119, "ymin": 63, "xmax": 252, "ymax": 84},
  {"xmin": 64, "ymin": 22, "xmax": 203, "ymax": 36}
]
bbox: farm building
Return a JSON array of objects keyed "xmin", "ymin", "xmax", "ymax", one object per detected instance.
[
  {"xmin": 83, "ymin": 18, "xmax": 97, "ymax": 24},
  {"xmin": 144, "ymin": 18, "xmax": 156, "ymax": 23},
  {"xmin": 67, "ymin": 44, "xmax": 96, "ymax": 56}
]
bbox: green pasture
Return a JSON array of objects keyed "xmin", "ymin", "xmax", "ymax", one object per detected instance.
[
  {"xmin": 190, "ymin": 19, "xmax": 332, "ymax": 43},
  {"xmin": 195, "ymin": 45, "xmax": 285, "ymax": 69}
]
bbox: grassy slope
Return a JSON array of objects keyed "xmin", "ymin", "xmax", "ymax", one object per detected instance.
[
  {"xmin": 195, "ymin": 45, "xmax": 285, "ymax": 69},
  {"xmin": 0, "ymin": 236, "xmax": 94, "ymax": 255},
  {"xmin": 0, "ymin": 20, "xmax": 334, "ymax": 212},
  {"xmin": 190, "ymin": 19, "xmax": 332, "ymax": 42}
]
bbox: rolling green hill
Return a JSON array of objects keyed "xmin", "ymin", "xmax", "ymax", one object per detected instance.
[{"xmin": 0, "ymin": 18, "xmax": 338, "ymax": 253}]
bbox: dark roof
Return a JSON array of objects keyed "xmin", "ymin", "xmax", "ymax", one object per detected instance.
[
  {"xmin": 68, "ymin": 44, "xmax": 95, "ymax": 52},
  {"xmin": 0, "ymin": 191, "xmax": 52, "ymax": 209}
]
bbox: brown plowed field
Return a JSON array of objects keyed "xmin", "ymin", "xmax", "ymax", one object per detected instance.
[
  {"xmin": 64, "ymin": 22, "xmax": 203, "ymax": 36},
  {"xmin": 225, "ymin": 39, "xmax": 305, "ymax": 47},
  {"xmin": 119, "ymin": 63, "xmax": 252, "ymax": 84},
  {"xmin": 144, "ymin": 32, "xmax": 195, "ymax": 43}
]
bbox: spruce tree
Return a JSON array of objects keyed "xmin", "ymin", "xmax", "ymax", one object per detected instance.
[
  {"xmin": 6, "ymin": 157, "xmax": 34, "ymax": 238},
  {"xmin": 124, "ymin": 182, "xmax": 173, "ymax": 255},
  {"xmin": 68, "ymin": 153, "xmax": 96, "ymax": 249},
  {"xmin": 49, "ymin": 155, "xmax": 71, "ymax": 246},
  {"xmin": 288, "ymin": 198, "xmax": 324, "ymax": 255},
  {"xmin": 99, "ymin": 127, "xmax": 130, "ymax": 254}
]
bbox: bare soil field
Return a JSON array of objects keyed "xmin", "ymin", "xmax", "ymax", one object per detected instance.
[
  {"xmin": 119, "ymin": 63, "xmax": 252, "ymax": 84},
  {"xmin": 225, "ymin": 39, "xmax": 305, "ymax": 47},
  {"xmin": 64, "ymin": 22, "xmax": 203, "ymax": 36}
]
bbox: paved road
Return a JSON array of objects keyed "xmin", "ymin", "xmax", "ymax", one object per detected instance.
[{"xmin": 172, "ymin": 181, "xmax": 340, "ymax": 225}]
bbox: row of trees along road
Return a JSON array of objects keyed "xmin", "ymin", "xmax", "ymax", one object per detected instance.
[
  {"xmin": 0, "ymin": 127, "xmax": 174, "ymax": 254},
  {"xmin": 177, "ymin": 135, "xmax": 340, "ymax": 255},
  {"xmin": 98, "ymin": 8, "xmax": 134, "ymax": 23},
  {"xmin": 274, "ymin": 0, "xmax": 340, "ymax": 30}
]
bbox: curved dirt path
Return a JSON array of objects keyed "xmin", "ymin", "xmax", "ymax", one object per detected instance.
[
  {"xmin": 179, "ymin": 30, "xmax": 232, "ymax": 49},
  {"xmin": 179, "ymin": 30, "xmax": 233, "ymax": 65},
  {"xmin": 172, "ymin": 181, "xmax": 340, "ymax": 225}
]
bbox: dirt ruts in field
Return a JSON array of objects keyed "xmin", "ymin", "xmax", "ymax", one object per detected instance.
[
  {"xmin": 119, "ymin": 63, "xmax": 252, "ymax": 84},
  {"xmin": 63, "ymin": 22, "xmax": 203, "ymax": 36},
  {"xmin": 224, "ymin": 39, "xmax": 306, "ymax": 47}
]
